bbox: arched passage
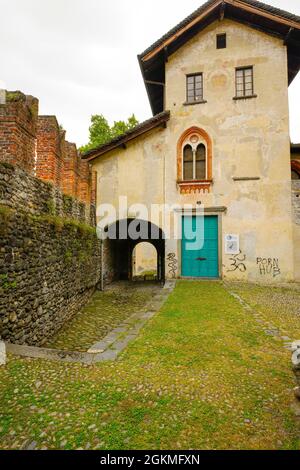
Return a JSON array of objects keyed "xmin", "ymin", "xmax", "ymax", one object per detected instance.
[
  {"xmin": 102, "ymin": 219, "xmax": 165, "ymax": 284},
  {"xmin": 133, "ymin": 242, "xmax": 158, "ymax": 280}
]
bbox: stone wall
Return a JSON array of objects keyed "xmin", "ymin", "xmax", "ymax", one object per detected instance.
[
  {"xmin": 0, "ymin": 89, "xmax": 101, "ymax": 346},
  {"xmin": 0, "ymin": 162, "xmax": 101, "ymax": 346}
]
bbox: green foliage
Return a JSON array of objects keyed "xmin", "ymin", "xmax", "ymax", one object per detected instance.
[
  {"xmin": 64, "ymin": 250, "xmax": 73, "ymax": 264},
  {"xmin": 0, "ymin": 273, "xmax": 17, "ymax": 290},
  {"xmin": 63, "ymin": 194, "xmax": 74, "ymax": 210},
  {"xmin": 6, "ymin": 91, "xmax": 24, "ymax": 102},
  {"xmin": 80, "ymin": 114, "xmax": 139, "ymax": 153},
  {"xmin": 0, "ymin": 205, "xmax": 12, "ymax": 220},
  {"xmin": 0, "ymin": 205, "xmax": 13, "ymax": 234},
  {"xmin": 0, "ymin": 161, "xmax": 14, "ymax": 171},
  {"xmin": 46, "ymin": 199, "xmax": 56, "ymax": 216}
]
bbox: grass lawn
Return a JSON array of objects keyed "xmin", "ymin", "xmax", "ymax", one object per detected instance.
[{"xmin": 0, "ymin": 281, "xmax": 299, "ymax": 450}]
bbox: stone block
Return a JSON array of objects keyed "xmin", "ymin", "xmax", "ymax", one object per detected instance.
[{"xmin": 0, "ymin": 341, "xmax": 6, "ymax": 365}]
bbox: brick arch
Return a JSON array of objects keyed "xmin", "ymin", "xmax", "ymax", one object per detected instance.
[
  {"xmin": 177, "ymin": 127, "xmax": 213, "ymax": 194},
  {"xmin": 291, "ymin": 160, "xmax": 300, "ymax": 177}
]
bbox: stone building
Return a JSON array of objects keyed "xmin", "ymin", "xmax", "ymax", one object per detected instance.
[{"xmin": 83, "ymin": 0, "xmax": 300, "ymax": 283}]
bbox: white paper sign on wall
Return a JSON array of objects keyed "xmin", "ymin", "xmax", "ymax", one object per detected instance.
[{"xmin": 225, "ymin": 234, "xmax": 240, "ymax": 255}]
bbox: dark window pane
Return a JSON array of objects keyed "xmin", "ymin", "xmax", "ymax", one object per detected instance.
[
  {"xmin": 184, "ymin": 162, "xmax": 193, "ymax": 180},
  {"xmin": 183, "ymin": 145, "xmax": 193, "ymax": 180},
  {"xmin": 217, "ymin": 33, "xmax": 226, "ymax": 49},
  {"xmin": 196, "ymin": 144, "xmax": 206, "ymax": 179},
  {"xmin": 183, "ymin": 145, "xmax": 193, "ymax": 162},
  {"xmin": 196, "ymin": 161, "xmax": 206, "ymax": 180}
]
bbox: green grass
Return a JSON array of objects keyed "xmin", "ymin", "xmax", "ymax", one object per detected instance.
[
  {"xmin": 224, "ymin": 282, "xmax": 300, "ymax": 340},
  {"xmin": 0, "ymin": 281, "xmax": 299, "ymax": 450}
]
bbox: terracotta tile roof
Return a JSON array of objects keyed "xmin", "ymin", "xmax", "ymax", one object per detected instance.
[{"xmin": 140, "ymin": 0, "xmax": 300, "ymax": 58}]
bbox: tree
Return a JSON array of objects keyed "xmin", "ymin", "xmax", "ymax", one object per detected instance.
[{"xmin": 80, "ymin": 114, "xmax": 139, "ymax": 153}]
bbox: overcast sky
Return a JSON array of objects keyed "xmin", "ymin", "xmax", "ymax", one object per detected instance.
[{"xmin": 0, "ymin": 0, "xmax": 299, "ymax": 145}]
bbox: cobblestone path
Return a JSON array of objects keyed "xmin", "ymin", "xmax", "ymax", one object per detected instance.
[{"xmin": 45, "ymin": 282, "xmax": 161, "ymax": 352}]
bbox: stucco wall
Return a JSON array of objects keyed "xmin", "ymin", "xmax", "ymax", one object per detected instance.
[
  {"xmin": 92, "ymin": 19, "xmax": 295, "ymax": 283},
  {"xmin": 292, "ymin": 181, "xmax": 300, "ymax": 280}
]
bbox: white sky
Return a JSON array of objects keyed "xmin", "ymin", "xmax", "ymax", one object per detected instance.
[{"xmin": 0, "ymin": 0, "xmax": 299, "ymax": 146}]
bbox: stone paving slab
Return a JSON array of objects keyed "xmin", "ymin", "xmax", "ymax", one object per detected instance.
[
  {"xmin": 87, "ymin": 282, "xmax": 176, "ymax": 357},
  {"xmin": 0, "ymin": 341, "xmax": 6, "ymax": 365},
  {"xmin": 45, "ymin": 282, "xmax": 161, "ymax": 352}
]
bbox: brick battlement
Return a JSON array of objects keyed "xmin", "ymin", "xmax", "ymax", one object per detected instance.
[
  {"xmin": 36, "ymin": 116, "xmax": 64, "ymax": 187},
  {"xmin": 0, "ymin": 91, "xmax": 38, "ymax": 173},
  {"xmin": 0, "ymin": 90, "xmax": 97, "ymax": 206}
]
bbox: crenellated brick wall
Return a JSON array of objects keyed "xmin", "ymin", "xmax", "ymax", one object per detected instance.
[
  {"xmin": 0, "ymin": 90, "xmax": 97, "ymax": 206},
  {"xmin": 0, "ymin": 88, "xmax": 101, "ymax": 346},
  {"xmin": 79, "ymin": 160, "xmax": 92, "ymax": 204},
  {"xmin": 0, "ymin": 91, "xmax": 38, "ymax": 173},
  {"xmin": 62, "ymin": 141, "xmax": 80, "ymax": 198},
  {"xmin": 36, "ymin": 116, "xmax": 64, "ymax": 188}
]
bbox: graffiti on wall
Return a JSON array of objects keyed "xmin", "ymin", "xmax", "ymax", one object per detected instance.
[
  {"xmin": 167, "ymin": 253, "xmax": 178, "ymax": 279},
  {"xmin": 257, "ymin": 258, "xmax": 281, "ymax": 278},
  {"xmin": 227, "ymin": 250, "xmax": 247, "ymax": 273}
]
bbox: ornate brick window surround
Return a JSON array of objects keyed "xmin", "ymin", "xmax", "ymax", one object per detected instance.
[{"xmin": 177, "ymin": 127, "xmax": 212, "ymax": 194}]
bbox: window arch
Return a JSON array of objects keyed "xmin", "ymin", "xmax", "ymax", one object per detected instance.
[
  {"xmin": 177, "ymin": 127, "xmax": 212, "ymax": 193},
  {"xmin": 291, "ymin": 160, "xmax": 300, "ymax": 180}
]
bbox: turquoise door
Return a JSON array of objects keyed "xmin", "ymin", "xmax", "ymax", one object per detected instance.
[{"xmin": 181, "ymin": 216, "xmax": 219, "ymax": 278}]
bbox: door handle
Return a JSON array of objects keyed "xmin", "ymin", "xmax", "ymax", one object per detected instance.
[{"xmin": 196, "ymin": 257, "xmax": 207, "ymax": 261}]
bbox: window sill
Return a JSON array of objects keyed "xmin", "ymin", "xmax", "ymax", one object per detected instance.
[
  {"xmin": 177, "ymin": 179, "xmax": 212, "ymax": 194},
  {"xmin": 233, "ymin": 94, "xmax": 257, "ymax": 101},
  {"xmin": 183, "ymin": 100, "xmax": 207, "ymax": 106}
]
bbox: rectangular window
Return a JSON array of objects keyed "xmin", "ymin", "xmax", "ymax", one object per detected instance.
[
  {"xmin": 217, "ymin": 33, "xmax": 226, "ymax": 49},
  {"xmin": 186, "ymin": 73, "xmax": 203, "ymax": 103},
  {"xmin": 235, "ymin": 66, "xmax": 254, "ymax": 98}
]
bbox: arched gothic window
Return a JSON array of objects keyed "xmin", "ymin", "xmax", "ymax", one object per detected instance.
[
  {"xmin": 177, "ymin": 127, "xmax": 212, "ymax": 194},
  {"xmin": 183, "ymin": 145, "xmax": 193, "ymax": 180},
  {"xmin": 183, "ymin": 142, "xmax": 206, "ymax": 180}
]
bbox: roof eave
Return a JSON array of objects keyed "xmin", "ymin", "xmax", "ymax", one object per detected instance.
[
  {"xmin": 138, "ymin": 54, "xmax": 157, "ymax": 116},
  {"xmin": 82, "ymin": 111, "xmax": 170, "ymax": 162},
  {"xmin": 138, "ymin": 0, "xmax": 300, "ymax": 112}
]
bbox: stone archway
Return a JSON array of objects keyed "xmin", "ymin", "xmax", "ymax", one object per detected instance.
[
  {"xmin": 102, "ymin": 219, "xmax": 165, "ymax": 284},
  {"xmin": 132, "ymin": 242, "xmax": 158, "ymax": 280}
]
